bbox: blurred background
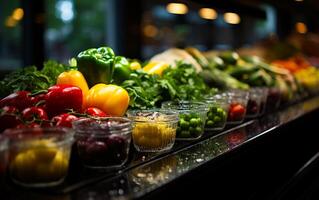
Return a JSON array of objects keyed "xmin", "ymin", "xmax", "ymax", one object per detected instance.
[{"xmin": 1, "ymin": 0, "xmax": 319, "ymax": 73}]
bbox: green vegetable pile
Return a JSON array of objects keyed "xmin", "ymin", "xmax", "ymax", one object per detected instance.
[
  {"xmin": 0, "ymin": 60, "xmax": 71, "ymax": 97},
  {"xmin": 121, "ymin": 62, "xmax": 215, "ymax": 109}
]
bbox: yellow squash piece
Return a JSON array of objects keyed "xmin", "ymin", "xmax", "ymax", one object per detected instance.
[{"xmin": 143, "ymin": 61, "xmax": 169, "ymax": 76}]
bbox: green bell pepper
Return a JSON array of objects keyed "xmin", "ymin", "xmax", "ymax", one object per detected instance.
[
  {"xmin": 77, "ymin": 47, "xmax": 115, "ymax": 87},
  {"xmin": 112, "ymin": 56, "xmax": 131, "ymax": 85}
]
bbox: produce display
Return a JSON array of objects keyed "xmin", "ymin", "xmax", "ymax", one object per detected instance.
[
  {"xmin": 73, "ymin": 118, "xmax": 131, "ymax": 168},
  {"xmin": 161, "ymin": 101, "xmax": 207, "ymax": 140},
  {"xmin": 128, "ymin": 110, "xmax": 178, "ymax": 152},
  {"xmin": 0, "ymin": 44, "xmax": 318, "ymax": 188}
]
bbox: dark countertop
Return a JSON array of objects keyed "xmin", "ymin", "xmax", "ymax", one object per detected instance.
[{"xmin": 3, "ymin": 96, "xmax": 319, "ymax": 200}]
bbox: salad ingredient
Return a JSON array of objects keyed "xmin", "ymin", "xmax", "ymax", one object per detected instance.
[
  {"xmin": 9, "ymin": 140, "xmax": 70, "ymax": 184},
  {"xmin": 84, "ymin": 107, "xmax": 108, "ymax": 117},
  {"xmin": 129, "ymin": 61, "xmax": 142, "ymax": 70},
  {"xmin": 228, "ymin": 103, "xmax": 246, "ymax": 122},
  {"xmin": 45, "ymin": 84, "xmax": 83, "ymax": 118},
  {"xmin": 0, "ymin": 61, "xmax": 69, "ymax": 97},
  {"xmin": 176, "ymin": 113, "xmax": 204, "ymax": 139},
  {"xmin": 129, "ymin": 111, "xmax": 178, "ymax": 152},
  {"xmin": 205, "ymin": 105, "xmax": 227, "ymax": 130},
  {"xmin": 22, "ymin": 107, "xmax": 48, "ymax": 122},
  {"xmin": 0, "ymin": 91, "xmax": 34, "ymax": 111},
  {"xmin": 51, "ymin": 114, "xmax": 78, "ymax": 128},
  {"xmin": 143, "ymin": 61, "xmax": 169, "ymax": 76},
  {"xmin": 77, "ymin": 47, "xmax": 115, "ymax": 86},
  {"xmin": 56, "ymin": 70, "xmax": 89, "ymax": 108},
  {"xmin": 112, "ymin": 56, "xmax": 131, "ymax": 85},
  {"xmin": 73, "ymin": 118, "xmax": 132, "ymax": 168},
  {"xmin": 0, "ymin": 106, "xmax": 21, "ymax": 132},
  {"xmin": 86, "ymin": 84, "xmax": 130, "ymax": 116}
]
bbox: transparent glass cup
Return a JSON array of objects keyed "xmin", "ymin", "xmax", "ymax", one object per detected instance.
[
  {"xmin": 266, "ymin": 87, "xmax": 281, "ymax": 112},
  {"xmin": 6, "ymin": 127, "xmax": 74, "ymax": 187},
  {"xmin": 203, "ymin": 95, "xmax": 229, "ymax": 130},
  {"xmin": 127, "ymin": 110, "xmax": 178, "ymax": 152},
  {"xmin": 246, "ymin": 88, "xmax": 264, "ymax": 118},
  {"xmin": 73, "ymin": 117, "xmax": 132, "ymax": 169},
  {"xmin": 0, "ymin": 136, "xmax": 9, "ymax": 184},
  {"xmin": 225, "ymin": 90, "xmax": 249, "ymax": 124},
  {"xmin": 161, "ymin": 101, "xmax": 208, "ymax": 140}
]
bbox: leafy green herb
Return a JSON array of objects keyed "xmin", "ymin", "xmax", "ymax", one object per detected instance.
[
  {"xmin": 0, "ymin": 60, "xmax": 71, "ymax": 97},
  {"xmin": 121, "ymin": 61, "xmax": 216, "ymax": 109}
]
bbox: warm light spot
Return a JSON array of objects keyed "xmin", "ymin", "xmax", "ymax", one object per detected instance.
[
  {"xmin": 295, "ymin": 0, "xmax": 303, "ymax": 2},
  {"xmin": 166, "ymin": 3, "xmax": 188, "ymax": 15},
  {"xmin": 295, "ymin": 22, "xmax": 307, "ymax": 34},
  {"xmin": 199, "ymin": 8, "xmax": 217, "ymax": 20},
  {"xmin": 12, "ymin": 8, "xmax": 24, "ymax": 21},
  {"xmin": 223, "ymin": 12, "xmax": 241, "ymax": 24},
  {"xmin": 143, "ymin": 25, "xmax": 158, "ymax": 38},
  {"xmin": 5, "ymin": 16, "xmax": 17, "ymax": 27}
]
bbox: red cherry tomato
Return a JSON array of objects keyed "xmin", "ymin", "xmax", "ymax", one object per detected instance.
[
  {"xmin": 52, "ymin": 113, "xmax": 78, "ymax": 128},
  {"xmin": 84, "ymin": 107, "xmax": 108, "ymax": 117},
  {"xmin": 22, "ymin": 107, "xmax": 48, "ymax": 122},
  {"xmin": 0, "ymin": 106, "xmax": 21, "ymax": 132}
]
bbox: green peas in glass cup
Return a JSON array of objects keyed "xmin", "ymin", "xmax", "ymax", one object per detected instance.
[
  {"xmin": 161, "ymin": 101, "xmax": 208, "ymax": 140},
  {"xmin": 203, "ymin": 95, "xmax": 229, "ymax": 131}
]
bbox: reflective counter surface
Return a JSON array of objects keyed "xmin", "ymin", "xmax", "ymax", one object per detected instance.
[{"xmin": 3, "ymin": 96, "xmax": 319, "ymax": 200}]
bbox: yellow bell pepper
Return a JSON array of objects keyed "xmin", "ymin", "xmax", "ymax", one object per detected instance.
[
  {"xmin": 86, "ymin": 84, "xmax": 130, "ymax": 116},
  {"xmin": 143, "ymin": 61, "xmax": 169, "ymax": 76},
  {"xmin": 57, "ymin": 70, "xmax": 89, "ymax": 108},
  {"xmin": 129, "ymin": 61, "xmax": 142, "ymax": 70}
]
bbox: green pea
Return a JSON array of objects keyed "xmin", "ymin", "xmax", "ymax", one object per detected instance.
[
  {"xmin": 189, "ymin": 127, "xmax": 196, "ymax": 135},
  {"xmin": 217, "ymin": 108, "xmax": 224, "ymax": 114},
  {"xmin": 179, "ymin": 131, "xmax": 191, "ymax": 138},
  {"xmin": 192, "ymin": 127, "xmax": 202, "ymax": 137},
  {"xmin": 196, "ymin": 117, "xmax": 203, "ymax": 125},
  {"xmin": 220, "ymin": 111, "xmax": 226, "ymax": 119},
  {"xmin": 176, "ymin": 126, "xmax": 181, "ymax": 134},
  {"xmin": 190, "ymin": 118, "xmax": 198, "ymax": 127},
  {"xmin": 206, "ymin": 120, "xmax": 214, "ymax": 127},
  {"xmin": 208, "ymin": 112, "xmax": 214, "ymax": 120},
  {"xmin": 180, "ymin": 119, "xmax": 190, "ymax": 130},
  {"xmin": 213, "ymin": 116, "xmax": 221, "ymax": 122},
  {"xmin": 190, "ymin": 113, "xmax": 199, "ymax": 119},
  {"xmin": 210, "ymin": 106, "xmax": 218, "ymax": 113}
]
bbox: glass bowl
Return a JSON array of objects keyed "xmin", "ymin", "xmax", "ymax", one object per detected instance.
[
  {"xmin": 127, "ymin": 110, "xmax": 178, "ymax": 152},
  {"xmin": 203, "ymin": 95, "xmax": 229, "ymax": 130},
  {"xmin": 0, "ymin": 136, "xmax": 8, "ymax": 184},
  {"xmin": 246, "ymin": 88, "xmax": 264, "ymax": 118},
  {"xmin": 73, "ymin": 117, "xmax": 132, "ymax": 169},
  {"xmin": 161, "ymin": 101, "xmax": 208, "ymax": 140},
  {"xmin": 266, "ymin": 87, "xmax": 281, "ymax": 112},
  {"xmin": 5, "ymin": 127, "xmax": 74, "ymax": 187},
  {"xmin": 225, "ymin": 90, "xmax": 249, "ymax": 124}
]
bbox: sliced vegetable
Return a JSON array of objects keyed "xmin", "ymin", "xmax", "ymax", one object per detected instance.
[{"xmin": 143, "ymin": 61, "xmax": 169, "ymax": 76}]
